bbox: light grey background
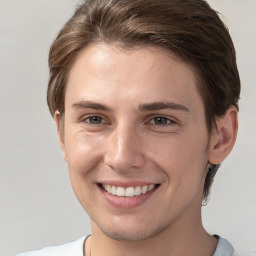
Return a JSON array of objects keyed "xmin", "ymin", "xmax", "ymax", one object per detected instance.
[{"xmin": 0, "ymin": 0, "xmax": 255, "ymax": 255}]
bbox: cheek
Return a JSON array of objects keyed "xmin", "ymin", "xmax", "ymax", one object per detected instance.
[
  {"xmin": 147, "ymin": 132, "xmax": 208, "ymax": 166},
  {"xmin": 146, "ymin": 132, "xmax": 209, "ymax": 186},
  {"xmin": 65, "ymin": 132, "xmax": 104, "ymax": 175},
  {"xmin": 64, "ymin": 132, "xmax": 105, "ymax": 211}
]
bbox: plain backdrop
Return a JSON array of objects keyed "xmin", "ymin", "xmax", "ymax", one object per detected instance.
[{"xmin": 0, "ymin": 0, "xmax": 255, "ymax": 255}]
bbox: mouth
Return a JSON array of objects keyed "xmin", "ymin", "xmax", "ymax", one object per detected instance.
[{"xmin": 100, "ymin": 183, "xmax": 159, "ymax": 197}]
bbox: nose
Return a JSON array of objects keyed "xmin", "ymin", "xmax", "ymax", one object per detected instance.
[{"xmin": 104, "ymin": 124, "xmax": 145, "ymax": 173}]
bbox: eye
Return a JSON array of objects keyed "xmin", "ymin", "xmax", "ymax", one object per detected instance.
[
  {"xmin": 84, "ymin": 115, "xmax": 105, "ymax": 124},
  {"xmin": 150, "ymin": 116, "xmax": 173, "ymax": 125}
]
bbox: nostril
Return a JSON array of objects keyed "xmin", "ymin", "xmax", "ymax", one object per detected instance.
[{"xmin": 104, "ymin": 151, "xmax": 146, "ymax": 172}]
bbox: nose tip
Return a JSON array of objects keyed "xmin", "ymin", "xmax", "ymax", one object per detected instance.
[{"xmin": 104, "ymin": 128, "xmax": 145, "ymax": 172}]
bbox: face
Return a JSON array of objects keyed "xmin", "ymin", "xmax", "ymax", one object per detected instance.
[{"xmin": 58, "ymin": 43, "xmax": 212, "ymax": 241}]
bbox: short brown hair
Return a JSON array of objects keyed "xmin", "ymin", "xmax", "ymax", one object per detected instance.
[{"xmin": 47, "ymin": 0, "xmax": 240, "ymax": 201}]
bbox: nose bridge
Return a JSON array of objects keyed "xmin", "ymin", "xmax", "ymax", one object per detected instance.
[{"xmin": 104, "ymin": 121, "xmax": 144, "ymax": 171}]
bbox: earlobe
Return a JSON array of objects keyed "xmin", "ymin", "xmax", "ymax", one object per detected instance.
[
  {"xmin": 54, "ymin": 111, "xmax": 67, "ymax": 161},
  {"xmin": 208, "ymin": 106, "xmax": 238, "ymax": 164}
]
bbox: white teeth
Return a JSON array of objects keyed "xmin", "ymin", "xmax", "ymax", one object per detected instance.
[
  {"xmin": 116, "ymin": 187, "xmax": 125, "ymax": 196},
  {"xmin": 102, "ymin": 184, "xmax": 156, "ymax": 197},
  {"xmin": 111, "ymin": 186, "xmax": 117, "ymax": 196},
  {"xmin": 142, "ymin": 185, "xmax": 148, "ymax": 194},
  {"xmin": 134, "ymin": 186, "xmax": 142, "ymax": 196},
  {"xmin": 148, "ymin": 184, "xmax": 154, "ymax": 191},
  {"xmin": 125, "ymin": 187, "xmax": 135, "ymax": 197},
  {"xmin": 106, "ymin": 185, "xmax": 112, "ymax": 194}
]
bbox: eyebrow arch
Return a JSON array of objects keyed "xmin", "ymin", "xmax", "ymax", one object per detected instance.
[
  {"xmin": 139, "ymin": 101, "xmax": 189, "ymax": 112},
  {"xmin": 72, "ymin": 100, "xmax": 113, "ymax": 111}
]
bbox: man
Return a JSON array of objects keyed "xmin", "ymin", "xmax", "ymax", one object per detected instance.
[{"xmin": 17, "ymin": 0, "xmax": 240, "ymax": 255}]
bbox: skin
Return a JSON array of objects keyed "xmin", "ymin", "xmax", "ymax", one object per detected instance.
[{"xmin": 56, "ymin": 43, "xmax": 238, "ymax": 256}]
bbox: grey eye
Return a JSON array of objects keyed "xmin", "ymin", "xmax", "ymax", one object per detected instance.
[
  {"xmin": 151, "ymin": 117, "xmax": 171, "ymax": 125},
  {"xmin": 87, "ymin": 116, "xmax": 103, "ymax": 124}
]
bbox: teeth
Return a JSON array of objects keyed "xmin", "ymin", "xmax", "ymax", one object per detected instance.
[
  {"xmin": 111, "ymin": 186, "xmax": 117, "ymax": 195},
  {"xmin": 148, "ymin": 184, "xmax": 154, "ymax": 191},
  {"xmin": 116, "ymin": 187, "xmax": 125, "ymax": 196},
  {"xmin": 106, "ymin": 185, "xmax": 112, "ymax": 193},
  {"xmin": 142, "ymin": 185, "xmax": 148, "ymax": 194},
  {"xmin": 125, "ymin": 187, "xmax": 135, "ymax": 197},
  {"xmin": 135, "ymin": 186, "xmax": 141, "ymax": 196},
  {"xmin": 102, "ymin": 184, "xmax": 156, "ymax": 197}
]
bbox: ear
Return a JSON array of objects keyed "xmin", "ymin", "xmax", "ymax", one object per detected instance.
[
  {"xmin": 208, "ymin": 106, "xmax": 238, "ymax": 164},
  {"xmin": 54, "ymin": 111, "xmax": 67, "ymax": 161}
]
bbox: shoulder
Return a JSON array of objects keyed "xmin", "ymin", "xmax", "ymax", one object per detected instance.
[
  {"xmin": 213, "ymin": 235, "xmax": 237, "ymax": 256},
  {"xmin": 15, "ymin": 236, "xmax": 86, "ymax": 256}
]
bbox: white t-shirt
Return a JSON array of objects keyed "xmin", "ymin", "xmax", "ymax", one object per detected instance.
[{"xmin": 16, "ymin": 235, "xmax": 236, "ymax": 256}]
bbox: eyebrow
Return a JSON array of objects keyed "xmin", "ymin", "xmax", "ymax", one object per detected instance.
[
  {"xmin": 138, "ymin": 101, "xmax": 189, "ymax": 112},
  {"xmin": 72, "ymin": 100, "xmax": 113, "ymax": 111},
  {"xmin": 72, "ymin": 100, "xmax": 189, "ymax": 113}
]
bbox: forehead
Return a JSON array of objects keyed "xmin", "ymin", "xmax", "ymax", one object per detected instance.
[{"xmin": 65, "ymin": 43, "xmax": 202, "ymax": 111}]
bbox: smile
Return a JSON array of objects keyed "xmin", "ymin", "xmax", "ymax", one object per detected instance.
[{"xmin": 102, "ymin": 184, "xmax": 157, "ymax": 197}]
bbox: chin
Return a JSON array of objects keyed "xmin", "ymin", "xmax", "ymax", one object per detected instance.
[
  {"xmin": 101, "ymin": 228, "xmax": 162, "ymax": 242},
  {"xmin": 93, "ymin": 216, "xmax": 167, "ymax": 242}
]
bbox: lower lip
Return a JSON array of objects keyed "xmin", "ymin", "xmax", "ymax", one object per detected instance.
[{"xmin": 99, "ymin": 185, "xmax": 158, "ymax": 209}]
